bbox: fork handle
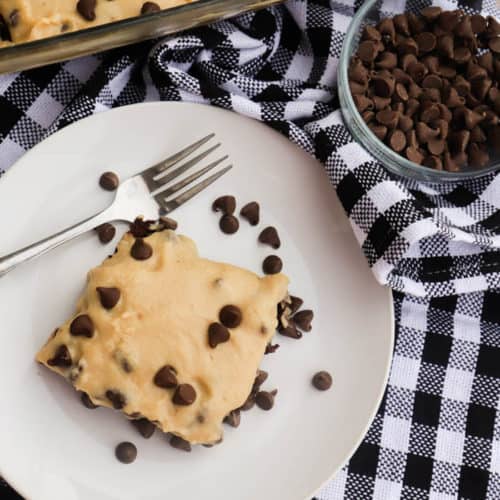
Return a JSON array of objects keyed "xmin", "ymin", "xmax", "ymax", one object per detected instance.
[{"xmin": 0, "ymin": 207, "xmax": 116, "ymax": 278}]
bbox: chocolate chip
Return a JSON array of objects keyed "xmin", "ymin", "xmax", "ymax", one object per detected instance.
[
  {"xmin": 99, "ymin": 171, "xmax": 119, "ymax": 191},
  {"xmin": 376, "ymin": 109, "xmax": 399, "ymax": 129},
  {"xmin": 421, "ymin": 6, "xmax": 442, "ymax": 22},
  {"xmin": 208, "ymin": 322, "xmax": 230, "ymax": 348},
  {"xmin": 77, "ymin": 0, "xmax": 97, "ymax": 20},
  {"xmin": 362, "ymin": 25, "xmax": 381, "ymax": 41},
  {"xmin": 115, "ymin": 442, "xmax": 137, "ymax": 464},
  {"xmin": 131, "ymin": 418, "xmax": 156, "ymax": 439},
  {"xmin": 258, "ymin": 226, "xmax": 281, "ymax": 249},
  {"xmin": 312, "ymin": 371, "xmax": 332, "ymax": 391},
  {"xmin": 141, "ymin": 2, "xmax": 161, "ymax": 14},
  {"xmin": 427, "ymin": 138, "xmax": 445, "ymax": 156},
  {"xmin": 95, "ymin": 223, "xmax": 116, "ymax": 244},
  {"xmin": 398, "ymin": 115, "xmax": 413, "ymax": 132},
  {"xmin": 239, "ymin": 202, "xmax": 260, "ymax": 225},
  {"xmin": 169, "ymin": 435, "xmax": 191, "ymax": 452},
  {"xmin": 132, "ymin": 219, "xmax": 159, "ymax": 239},
  {"xmin": 96, "ymin": 287, "xmax": 120, "ymax": 309},
  {"xmin": 375, "ymin": 52, "xmax": 397, "ymax": 70},
  {"xmin": 47, "ymin": 345, "xmax": 72, "ymax": 368},
  {"xmin": 219, "ymin": 305, "xmax": 242, "ymax": 328},
  {"xmin": 255, "ymin": 390, "xmax": 277, "ymax": 411},
  {"xmin": 279, "ymin": 322, "xmax": 302, "ymax": 339},
  {"xmin": 159, "ymin": 216, "xmax": 178, "ymax": 230},
  {"xmin": 405, "ymin": 146, "xmax": 424, "ymax": 164},
  {"xmin": 372, "ymin": 75, "xmax": 395, "ymax": 98},
  {"xmin": 131, "ymin": 238, "xmax": 153, "ymax": 260},
  {"xmin": 9, "ymin": 9, "xmax": 19, "ymax": 27},
  {"xmin": 106, "ymin": 390, "xmax": 127, "ymax": 410},
  {"xmin": 265, "ymin": 343, "xmax": 279, "ymax": 354},
  {"xmin": 172, "ymin": 384, "xmax": 196, "ymax": 405},
  {"xmin": 294, "ymin": 310, "xmax": 314, "ymax": 332},
  {"xmin": 449, "ymin": 130, "xmax": 470, "ymax": 153},
  {"xmin": 154, "ymin": 365, "xmax": 178, "ymax": 389},
  {"xmin": 262, "ymin": 255, "xmax": 283, "ymax": 275},
  {"xmin": 387, "ymin": 129, "xmax": 407, "ymax": 152},
  {"xmin": 219, "ymin": 214, "xmax": 239, "ymax": 234},
  {"xmin": 80, "ymin": 392, "xmax": 98, "ymax": 409},
  {"xmin": 470, "ymin": 14, "xmax": 487, "ymax": 34},
  {"xmin": 70, "ymin": 314, "xmax": 94, "ymax": 338},
  {"xmin": 358, "ymin": 40, "xmax": 379, "ymax": 63},
  {"xmin": 417, "ymin": 32, "xmax": 437, "ymax": 53},
  {"xmin": 223, "ymin": 409, "xmax": 241, "ymax": 427},
  {"xmin": 289, "ymin": 296, "xmax": 303, "ymax": 314},
  {"xmin": 416, "ymin": 122, "xmax": 439, "ymax": 143},
  {"xmin": 369, "ymin": 124, "xmax": 388, "ymax": 141},
  {"xmin": 212, "ymin": 195, "xmax": 236, "ymax": 215},
  {"xmin": 353, "ymin": 94, "xmax": 373, "ymax": 113},
  {"xmin": 239, "ymin": 392, "xmax": 256, "ymax": 411}
]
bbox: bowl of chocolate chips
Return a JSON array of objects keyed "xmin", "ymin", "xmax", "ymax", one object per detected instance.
[{"xmin": 338, "ymin": 0, "xmax": 500, "ymax": 181}]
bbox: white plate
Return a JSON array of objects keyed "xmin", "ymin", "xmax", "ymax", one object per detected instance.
[{"xmin": 0, "ymin": 102, "xmax": 393, "ymax": 500}]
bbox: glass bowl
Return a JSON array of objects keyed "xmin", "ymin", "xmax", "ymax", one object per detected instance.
[{"xmin": 337, "ymin": 0, "xmax": 500, "ymax": 182}]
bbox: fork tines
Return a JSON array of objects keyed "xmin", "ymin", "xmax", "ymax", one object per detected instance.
[{"xmin": 140, "ymin": 134, "xmax": 232, "ymax": 214}]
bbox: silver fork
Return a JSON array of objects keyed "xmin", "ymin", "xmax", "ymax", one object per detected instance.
[{"xmin": 0, "ymin": 134, "xmax": 231, "ymax": 278}]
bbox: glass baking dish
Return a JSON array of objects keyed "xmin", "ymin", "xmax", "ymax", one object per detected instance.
[{"xmin": 0, "ymin": 0, "xmax": 282, "ymax": 74}]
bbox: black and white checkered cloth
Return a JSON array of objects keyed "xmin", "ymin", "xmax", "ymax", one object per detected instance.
[{"xmin": 1, "ymin": 0, "xmax": 499, "ymax": 498}]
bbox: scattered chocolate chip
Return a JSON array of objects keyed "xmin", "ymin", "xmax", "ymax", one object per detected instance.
[
  {"xmin": 70, "ymin": 314, "xmax": 94, "ymax": 338},
  {"xmin": 106, "ymin": 390, "xmax": 127, "ymax": 410},
  {"xmin": 80, "ymin": 392, "xmax": 98, "ymax": 409},
  {"xmin": 258, "ymin": 226, "xmax": 281, "ymax": 249},
  {"xmin": 289, "ymin": 296, "xmax": 304, "ymax": 315},
  {"xmin": 279, "ymin": 322, "xmax": 302, "ymax": 339},
  {"xmin": 173, "ymin": 384, "xmax": 197, "ymax": 405},
  {"xmin": 262, "ymin": 255, "xmax": 283, "ymax": 275},
  {"xmin": 294, "ymin": 310, "xmax": 314, "ymax": 332},
  {"xmin": 47, "ymin": 345, "xmax": 72, "ymax": 368},
  {"xmin": 255, "ymin": 390, "xmax": 277, "ymax": 410},
  {"xmin": 95, "ymin": 223, "xmax": 116, "ymax": 244},
  {"xmin": 115, "ymin": 442, "xmax": 137, "ymax": 464},
  {"xmin": 99, "ymin": 171, "xmax": 119, "ymax": 191},
  {"xmin": 265, "ymin": 343, "xmax": 279, "ymax": 354},
  {"xmin": 219, "ymin": 305, "xmax": 242, "ymax": 328},
  {"xmin": 212, "ymin": 195, "xmax": 236, "ymax": 215},
  {"xmin": 240, "ymin": 202, "xmax": 260, "ymax": 225},
  {"xmin": 131, "ymin": 418, "xmax": 156, "ymax": 439},
  {"xmin": 140, "ymin": 2, "xmax": 161, "ymax": 14},
  {"xmin": 129, "ymin": 217, "xmax": 155, "ymax": 238},
  {"xmin": 223, "ymin": 409, "xmax": 241, "ymax": 427},
  {"xmin": 131, "ymin": 238, "xmax": 153, "ymax": 260},
  {"xmin": 159, "ymin": 216, "xmax": 178, "ymax": 230},
  {"xmin": 169, "ymin": 435, "xmax": 191, "ymax": 452},
  {"xmin": 208, "ymin": 322, "xmax": 231, "ymax": 348},
  {"xmin": 312, "ymin": 371, "xmax": 332, "ymax": 391},
  {"xmin": 96, "ymin": 287, "xmax": 120, "ymax": 309},
  {"xmin": 219, "ymin": 214, "xmax": 239, "ymax": 234},
  {"xmin": 154, "ymin": 365, "xmax": 178, "ymax": 389}
]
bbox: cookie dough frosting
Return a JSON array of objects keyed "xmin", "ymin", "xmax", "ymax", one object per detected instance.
[
  {"xmin": 0, "ymin": 0, "xmax": 194, "ymax": 45},
  {"xmin": 36, "ymin": 229, "xmax": 289, "ymax": 444}
]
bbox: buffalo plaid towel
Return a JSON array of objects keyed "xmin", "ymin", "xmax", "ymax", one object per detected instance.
[{"xmin": 1, "ymin": 0, "xmax": 500, "ymax": 498}]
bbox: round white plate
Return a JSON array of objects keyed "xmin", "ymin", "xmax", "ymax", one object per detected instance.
[{"xmin": 0, "ymin": 102, "xmax": 393, "ymax": 500}]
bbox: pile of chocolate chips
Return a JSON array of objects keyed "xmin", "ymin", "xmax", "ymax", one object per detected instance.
[{"xmin": 349, "ymin": 8, "xmax": 500, "ymax": 171}]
